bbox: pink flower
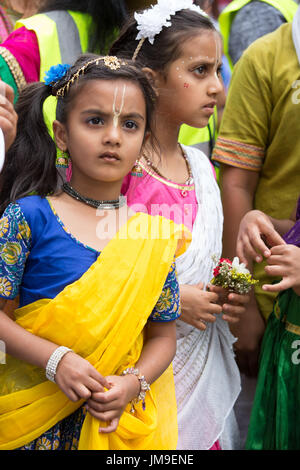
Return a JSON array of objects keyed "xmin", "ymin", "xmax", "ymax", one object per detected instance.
[
  {"xmin": 213, "ymin": 266, "xmax": 220, "ymax": 277},
  {"xmin": 220, "ymin": 258, "xmax": 232, "ymax": 265}
]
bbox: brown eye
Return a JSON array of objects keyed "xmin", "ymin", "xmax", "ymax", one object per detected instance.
[
  {"xmin": 88, "ymin": 117, "xmax": 103, "ymax": 125},
  {"xmin": 124, "ymin": 120, "xmax": 138, "ymax": 130}
]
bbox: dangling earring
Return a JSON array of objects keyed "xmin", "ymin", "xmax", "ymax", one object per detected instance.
[
  {"xmin": 56, "ymin": 148, "xmax": 70, "ymax": 168},
  {"xmin": 131, "ymin": 159, "xmax": 143, "ymax": 177}
]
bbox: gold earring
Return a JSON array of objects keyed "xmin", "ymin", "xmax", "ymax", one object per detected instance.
[
  {"xmin": 56, "ymin": 148, "xmax": 70, "ymax": 168},
  {"xmin": 131, "ymin": 159, "xmax": 143, "ymax": 177}
]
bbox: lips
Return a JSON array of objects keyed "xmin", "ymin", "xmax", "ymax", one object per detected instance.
[
  {"xmin": 99, "ymin": 152, "xmax": 120, "ymax": 161},
  {"xmin": 203, "ymin": 101, "xmax": 217, "ymax": 109}
]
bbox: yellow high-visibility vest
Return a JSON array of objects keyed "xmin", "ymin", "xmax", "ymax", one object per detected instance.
[{"xmin": 15, "ymin": 11, "xmax": 92, "ymax": 138}]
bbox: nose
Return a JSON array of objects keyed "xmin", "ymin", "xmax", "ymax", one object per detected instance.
[
  {"xmin": 102, "ymin": 122, "xmax": 121, "ymax": 146},
  {"xmin": 208, "ymin": 72, "xmax": 224, "ymax": 96}
]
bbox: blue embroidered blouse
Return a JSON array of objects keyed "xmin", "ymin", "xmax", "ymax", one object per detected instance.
[{"xmin": 0, "ymin": 196, "xmax": 180, "ymax": 322}]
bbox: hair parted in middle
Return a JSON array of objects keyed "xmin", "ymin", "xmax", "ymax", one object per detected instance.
[
  {"xmin": 110, "ymin": 8, "xmax": 215, "ymax": 74},
  {"xmin": 0, "ymin": 53, "xmax": 157, "ymax": 214}
]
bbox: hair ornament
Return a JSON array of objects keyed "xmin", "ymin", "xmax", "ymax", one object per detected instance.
[
  {"xmin": 54, "ymin": 56, "xmax": 127, "ymax": 97},
  {"xmin": 134, "ymin": 0, "xmax": 208, "ymax": 53},
  {"xmin": 44, "ymin": 63, "xmax": 71, "ymax": 87}
]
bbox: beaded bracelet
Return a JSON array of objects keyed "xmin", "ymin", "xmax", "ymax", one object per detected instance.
[
  {"xmin": 45, "ymin": 346, "xmax": 73, "ymax": 383},
  {"xmin": 121, "ymin": 367, "xmax": 150, "ymax": 413}
]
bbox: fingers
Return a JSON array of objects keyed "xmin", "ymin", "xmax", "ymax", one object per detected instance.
[
  {"xmin": 236, "ymin": 235, "xmax": 260, "ymax": 265},
  {"xmin": 222, "ymin": 305, "xmax": 245, "ymax": 323},
  {"xmin": 263, "ymin": 230, "xmax": 286, "ymax": 250},
  {"xmin": 2, "ymin": 82, "xmax": 15, "ymax": 105},
  {"xmin": 99, "ymin": 418, "xmax": 120, "ymax": 434},
  {"xmin": 87, "ymin": 397, "xmax": 119, "ymax": 414},
  {"xmin": 90, "ymin": 369, "xmax": 111, "ymax": 390},
  {"xmin": 228, "ymin": 292, "xmax": 250, "ymax": 305},
  {"xmin": 264, "ymin": 265, "xmax": 284, "ymax": 277},
  {"xmin": 262, "ymin": 280, "xmax": 290, "ymax": 292},
  {"xmin": 0, "ymin": 87, "xmax": 17, "ymax": 150},
  {"xmin": 88, "ymin": 399, "xmax": 121, "ymax": 424}
]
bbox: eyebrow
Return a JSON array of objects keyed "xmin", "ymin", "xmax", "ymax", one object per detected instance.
[
  {"xmin": 190, "ymin": 57, "xmax": 221, "ymax": 66},
  {"xmin": 80, "ymin": 109, "xmax": 145, "ymax": 121}
]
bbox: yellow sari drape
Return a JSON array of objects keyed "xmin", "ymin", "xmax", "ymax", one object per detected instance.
[{"xmin": 0, "ymin": 213, "xmax": 191, "ymax": 450}]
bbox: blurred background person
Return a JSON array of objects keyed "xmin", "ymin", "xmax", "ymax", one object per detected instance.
[
  {"xmin": 219, "ymin": 0, "xmax": 299, "ymax": 69},
  {"xmin": 0, "ymin": 0, "xmax": 127, "ymax": 101}
]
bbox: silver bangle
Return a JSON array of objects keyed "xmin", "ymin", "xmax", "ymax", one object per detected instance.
[
  {"xmin": 121, "ymin": 367, "xmax": 150, "ymax": 412},
  {"xmin": 45, "ymin": 346, "xmax": 73, "ymax": 383}
]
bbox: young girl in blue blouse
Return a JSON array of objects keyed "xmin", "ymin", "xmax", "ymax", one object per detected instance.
[{"xmin": 0, "ymin": 54, "xmax": 189, "ymax": 450}]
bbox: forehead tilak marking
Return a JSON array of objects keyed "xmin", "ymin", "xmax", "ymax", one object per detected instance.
[{"xmin": 112, "ymin": 84, "xmax": 127, "ymax": 128}]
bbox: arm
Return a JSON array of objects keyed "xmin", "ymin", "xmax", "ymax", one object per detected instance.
[
  {"xmin": 86, "ymin": 320, "xmax": 177, "ymax": 433},
  {"xmin": 221, "ymin": 164, "xmax": 260, "ymax": 260},
  {"xmin": 0, "ymin": 299, "xmax": 109, "ymax": 401},
  {"xmin": 220, "ymin": 165, "xmax": 266, "ymax": 376}
]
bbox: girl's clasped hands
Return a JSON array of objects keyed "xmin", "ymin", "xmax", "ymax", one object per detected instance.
[{"xmin": 55, "ymin": 350, "xmax": 140, "ymax": 433}]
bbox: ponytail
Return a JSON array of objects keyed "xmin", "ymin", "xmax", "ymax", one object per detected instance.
[{"xmin": 0, "ymin": 83, "xmax": 58, "ymax": 215}]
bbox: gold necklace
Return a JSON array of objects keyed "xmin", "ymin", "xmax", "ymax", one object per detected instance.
[{"xmin": 143, "ymin": 144, "xmax": 194, "ymax": 186}]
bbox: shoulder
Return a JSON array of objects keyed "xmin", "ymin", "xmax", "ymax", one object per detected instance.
[{"xmin": 14, "ymin": 195, "xmax": 50, "ymax": 227}]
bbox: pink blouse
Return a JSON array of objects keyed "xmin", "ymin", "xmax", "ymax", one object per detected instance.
[{"xmin": 121, "ymin": 160, "xmax": 198, "ymax": 233}]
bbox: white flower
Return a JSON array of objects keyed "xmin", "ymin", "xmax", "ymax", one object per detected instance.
[
  {"xmin": 232, "ymin": 257, "xmax": 250, "ymax": 275},
  {"xmin": 134, "ymin": 0, "xmax": 208, "ymax": 45}
]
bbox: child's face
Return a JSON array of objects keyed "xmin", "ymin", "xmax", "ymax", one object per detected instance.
[
  {"xmin": 155, "ymin": 30, "xmax": 223, "ymax": 129},
  {"xmin": 55, "ymin": 78, "xmax": 147, "ymax": 185}
]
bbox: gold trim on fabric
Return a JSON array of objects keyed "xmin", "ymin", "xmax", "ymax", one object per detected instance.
[
  {"xmin": 273, "ymin": 299, "xmax": 300, "ymax": 335},
  {"xmin": 0, "ymin": 46, "xmax": 26, "ymax": 92},
  {"xmin": 285, "ymin": 321, "xmax": 300, "ymax": 336},
  {"xmin": 139, "ymin": 159, "xmax": 195, "ymax": 191}
]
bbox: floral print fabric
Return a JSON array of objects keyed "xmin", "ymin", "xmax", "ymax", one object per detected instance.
[{"xmin": 0, "ymin": 203, "xmax": 31, "ymax": 299}]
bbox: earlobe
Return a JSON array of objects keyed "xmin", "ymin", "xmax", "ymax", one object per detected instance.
[{"xmin": 53, "ymin": 120, "xmax": 68, "ymax": 151}]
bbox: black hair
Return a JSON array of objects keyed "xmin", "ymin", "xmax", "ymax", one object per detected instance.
[
  {"xmin": 39, "ymin": 0, "xmax": 128, "ymax": 52},
  {"xmin": 110, "ymin": 8, "xmax": 215, "ymax": 73},
  {"xmin": 0, "ymin": 53, "xmax": 156, "ymax": 214}
]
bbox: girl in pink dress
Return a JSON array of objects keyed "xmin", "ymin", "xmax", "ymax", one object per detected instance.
[{"xmin": 111, "ymin": 1, "xmax": 249, "ymax": 450}]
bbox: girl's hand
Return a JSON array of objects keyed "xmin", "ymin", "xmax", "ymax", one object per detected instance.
[
  {"xmin": 263, "ymin": 245, "xmax": 300, "ymax": 295},
  {"xmin": 87, "ymin": 374, "xmax": 140, "ymax": 433},
  {"xmin": 180, "ymin": 283, "xmax": 222, "ymax": 331},
  {"xmin": 208, "ymin": 284, "xmax": 250, "ymax": 324},
  {"xmin": 0, "ymin": 83, "xmax": 18, "ymax": 151},
  {"xmin": 236, "ymin": 210, "xmax": 285, "ymax": 265},
  {"xmin": 54, "ymin": 351, "xmax": 110, "ymax": 402}
]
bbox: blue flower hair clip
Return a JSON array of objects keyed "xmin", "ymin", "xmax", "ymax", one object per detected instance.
[{"xmin": 44, "ymin": 63, "xmax": 71, "ymax": 87}]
